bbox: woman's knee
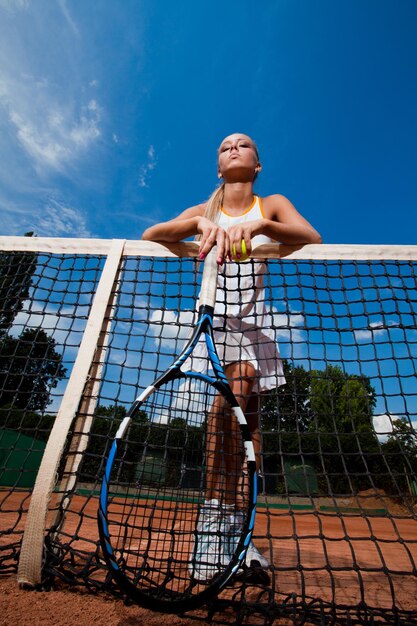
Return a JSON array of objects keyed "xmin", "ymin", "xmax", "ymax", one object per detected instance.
[{"xmin": 225, "ymin": 361, "xmax": 256, "ymax": 384}]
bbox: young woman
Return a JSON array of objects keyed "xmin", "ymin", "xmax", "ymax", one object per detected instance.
[{"xmin": 142, "ymin": 133, "xmax": 321, "ymax": 581}]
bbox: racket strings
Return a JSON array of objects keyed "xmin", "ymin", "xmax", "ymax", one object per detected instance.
[{"xmin": 105, "ymin": 377, "xmax": 249, "ymax": 598}]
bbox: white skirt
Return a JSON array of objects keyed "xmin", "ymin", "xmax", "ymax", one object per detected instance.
[{"xmin": 187, "ymin": 314, "xmax": 286, "ymax": 394}]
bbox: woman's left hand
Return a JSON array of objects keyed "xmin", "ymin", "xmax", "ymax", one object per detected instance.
[{"xmin": 227, "ymin": 220, "xmax": 263, "ymax": 257}]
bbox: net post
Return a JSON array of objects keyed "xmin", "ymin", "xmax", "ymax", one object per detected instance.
[{"xmin": 17, "ymin": 239, "xmax": 126, "ymax": 587}]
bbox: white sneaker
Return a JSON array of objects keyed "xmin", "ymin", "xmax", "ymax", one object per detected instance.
[
  {"xmin": 225, "ymin": 510, "xmax": 244, "ymax": 559},
  {"xmin": 244, "ymin": 541, "xmax": 270, "ymax": 569},
  {"xmin": 226, "ymin": 512, "xmax": 269, "ymax": 569},
  {"xmin": 188, "ymin": 500, "xmax": 231, "ymax": 581}
]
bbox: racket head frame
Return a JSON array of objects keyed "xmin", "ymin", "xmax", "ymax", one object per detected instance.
[{"xmin": 98, "ymin": 251, "xmax": 258, "ymax": 611}]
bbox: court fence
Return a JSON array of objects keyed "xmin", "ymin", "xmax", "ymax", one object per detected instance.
[{"xmin": 0, "ymin": 236, "xmax": 416, "ymax": 625}]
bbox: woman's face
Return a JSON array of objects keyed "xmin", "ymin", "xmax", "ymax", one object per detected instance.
[{"xmin": 217, "ymin": 133, "xmax": 260, "ymax": 181}]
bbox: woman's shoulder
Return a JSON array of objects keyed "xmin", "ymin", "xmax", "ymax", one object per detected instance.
[
  {"xmin": 179, "ymin": 202, "xmax": 206, "ymax": 217},
  {"xmin": 260, "ymin": 194, "xmax": 293, "ymax": 217},
  {"xmin": 173, "ymin": 202, "xmax": 206, "ymax": 220},
  {"xmin": 189, "ymin": 202, "xmax": 207, "ymax": 214}
]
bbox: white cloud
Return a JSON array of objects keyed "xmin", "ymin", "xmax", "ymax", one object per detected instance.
[
  {"xmin": 152, "ymin": 378, "xmax": 209, "ymax": 425},
  {"xmin": 10, "ymin": 300, "xmax": 87, "ymax": 349},
  {"xmin": 0, "ymin": 72, "xmax": 102, "ymax": 173},
  {"xmin": 148, "ymin": 308, "xmax": 195, "ymax": 349},
  {"xmin": 0, "ymin": 198, "xmax": 91, "ymax": 237},
  {"xmin": 138, "ymin": 144, "xmax": 157, "ymax": 188},
  {"xmin": 0, "ymin": 5, "xmax": 104, "ymax": 238},
  {"xmin": 272, "ymin": 309, "xmax": 305, "ymax": 339},
  {"xmin": 373, "ymin": 413, "xmax": 395, "ymax": 442},
  {"xmin": 0, "ymin": 0, "xmax": 29, "ymax": 12},
  {"xmin": 147, "ymin": 145, "xmax": 156, "ymax": 169},
  {"xmin": 270, "ymin": 307, "xmax": 307, "ymax": 359},
  {"xmin": 9, "ymin": 98, "xmax": 101, "ymax": 171},
  {"xmin": 31, "ymin": 200, "xmax": 91, "ymax": 237},
  {"xmin": 146, "ymin": 304, "xmax": 306, "ymax": 358},
  {"xmin": 354, "ymin": 320, "xmax": 400, "ymax": 342}
]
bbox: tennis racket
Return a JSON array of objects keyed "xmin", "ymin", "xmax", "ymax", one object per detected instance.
[{"xmin": 98, "ymin": 248, "xmax": 257, "ymax": 613}]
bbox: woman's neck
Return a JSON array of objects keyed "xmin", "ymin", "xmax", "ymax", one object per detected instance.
[{"xmin": 222, "ymin": 182, "xmax": 254, "ymax": 214}]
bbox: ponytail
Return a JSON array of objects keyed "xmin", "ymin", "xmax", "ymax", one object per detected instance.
[
  {"xmin": 204, "ymin": 182, "xmax": 225, "ymax": 223},
  {"xmin": 195, "ymin": 182, "xmax": 225, "ymax": 240}
]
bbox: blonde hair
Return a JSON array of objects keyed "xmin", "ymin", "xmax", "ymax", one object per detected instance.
[{"xmin": 203, "ymin": 182, "xmax": 225, "ymax": 225}]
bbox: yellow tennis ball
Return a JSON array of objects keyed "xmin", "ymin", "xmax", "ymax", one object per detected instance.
[{"xmin": 232, "ymin": 239, "xmax": 249, "ymax": 262}]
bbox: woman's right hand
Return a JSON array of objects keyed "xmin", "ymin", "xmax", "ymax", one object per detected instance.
[{"xmin": 197, "ymin": 217, "xmax": 230, "ymax": 265}]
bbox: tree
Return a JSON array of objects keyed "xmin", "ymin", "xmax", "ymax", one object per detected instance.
[
  {"xmin": 0, "ymin": 327, "xmax": 66, "ymax": 412},
  {"xmin": 380, "ymin": 418, "xmax": 417, "ymax": 496},
  {"xmin": 81, "ymin": 405, "xmax": 206, "ymax": 488},
  {"xmin": 260, "ymin": 362, "xmax": 379, "ymax": 495},
  {"xmin": 0, "ymin": 233, "xmax": 37, "ymax": 337},
  {"xmin": 0, "ymin": 405, "xmax": 55, "ymax": 441},
  {"xmin": 0, "ymin": 234, "xmax": 66, "ymax": 436},
  {"xmin": 261, "ymin": 359, "xmax": 312, "ymax": 435},
  {"xmin": 261, "ymin": 360, "xmax": 314, "ymax": 494},
  {"xmin": 81, "ymin": 404, "xmax": 150, "ymax": 481},
  {"xmin": 308, "ymin": 364, "xmax": 379, "ymax": 493},
  {"xmin": 309, "ymin": 364, "xmax": 376, "ymax": 433},
  {"xmin": 164, "ymin": 416, "xmax": 204, "ymax": 488},
  {"xmin": 385, "ymin": 418, "xmax": 417, "ymax": 456}
]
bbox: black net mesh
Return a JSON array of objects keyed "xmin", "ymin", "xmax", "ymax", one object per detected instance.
[
  {"xmin": 1, "ymin": 249, "xmax": 416, "ymax": 625},
  {"xmin": 0, "ymin": 250, "xmax": 104, "ymax": 573}
]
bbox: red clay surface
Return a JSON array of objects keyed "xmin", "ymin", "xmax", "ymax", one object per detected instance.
[{"xmin": 1, "ymin": 489, "xmax": 417, "ymax": 624}]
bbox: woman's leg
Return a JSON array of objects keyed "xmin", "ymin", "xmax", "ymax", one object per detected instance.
[
  {"xmin": 245, "ymin": 393, "xmax": 261, "ymax": 470},
  {"xmin": 205, "ymin": 361, "xmax": 256, "ymax": 505},
  {"xmin": 191, "ymin": 363, "xmax": 269, "ymax": 580},
  {"xmin": 190, "ymin": 362, "xmax": 257, "ymax": 580},
  {"xmin": 240, "ymin": 392, "xmax": 270, "ymax": 570}
]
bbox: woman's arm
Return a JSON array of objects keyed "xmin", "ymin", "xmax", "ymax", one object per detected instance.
[
  {"xmin": 228, "ymin": 194, "xmax": 322, "ymax": 256},
  {"xmin": 142, "ymin": 205, "xmax": 230, "ymax": 264},
  {"xmin": 142, "ymin": 205, "xmax": 204, "ymax": 242},
  {"xmin": 263, "ymin": 194, "xmax": 322, "ymax": 243}
]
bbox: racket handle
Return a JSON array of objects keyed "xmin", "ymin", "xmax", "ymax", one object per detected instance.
[{"xmin": 198, "ymin": 247, "xmax": 219, "ymax": 309}]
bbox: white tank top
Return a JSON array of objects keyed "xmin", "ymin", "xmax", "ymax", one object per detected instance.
[
  {"xmin": 214, "ymin": 196, "xmax": 272, "ymax": 324},
  {"xmin": 216, "ymin": 195, "xmax": 272, "ymax": 247}
]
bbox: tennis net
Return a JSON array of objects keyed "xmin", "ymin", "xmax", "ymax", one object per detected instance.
[{"xmin": 0, "ymin": 236, "xmax": 416, "ymax": 625}]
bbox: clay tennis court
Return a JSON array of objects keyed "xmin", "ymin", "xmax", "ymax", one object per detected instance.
[{"xmin": 1, "ymin": 489, "xmax": 416, "ymax": 624}]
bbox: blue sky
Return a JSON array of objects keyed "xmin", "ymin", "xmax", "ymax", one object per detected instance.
[{"xmin": 0, "ymin": 0, "xmax": 416, "ymax": 245}]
